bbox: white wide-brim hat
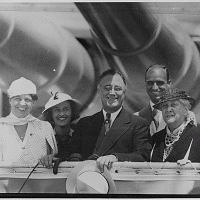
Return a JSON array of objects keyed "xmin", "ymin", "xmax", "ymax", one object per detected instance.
[
  {"xmin": 42, "ymin": 92, "xmax": 81, "ymax": 113},
  {"xmin": 7, "ymin": 77, "xmax": 37, "ymax": 98},
  {"xmin": 66, "ymin": 160, "xmax": 117, "ymax": 194}
]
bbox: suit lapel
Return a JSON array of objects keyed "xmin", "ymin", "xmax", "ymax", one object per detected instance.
[
  {"xmin": 143, "ymin": 105, "xmax": 166, "ymax": 135},
  {"xmin": 89, "ymin": 111, "xmax": 104, "ymax": 140},
  {"xmin": 97, "ymin": 108, "xmax": 131, "ymax": 156},
  {"xmin": 142, "ymin": 105, "xmax": 158, "ymax": 136},
  {"xmin": 157, "ymin": 116, "xmax": 166, "ymax": 132},
  {"xmin": 139, "ymin": 104, "xmax": 153, "ymax": 124}
]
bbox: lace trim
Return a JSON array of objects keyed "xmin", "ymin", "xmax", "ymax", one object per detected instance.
[{"xmin": 163, "ymin": 118, "xmax": 191, "ymax": 161}]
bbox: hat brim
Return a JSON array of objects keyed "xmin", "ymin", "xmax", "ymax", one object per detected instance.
[
  {"xmin": 154, "ymin": 96, "xmax": 195, "ymax": 110},
  {"xmin": 66, "ymin": 160, "xmax": 117, "ymax": 194},
  {"xmin": 42, "ymin": 98, "xmax": 81, "ymax": 113}
]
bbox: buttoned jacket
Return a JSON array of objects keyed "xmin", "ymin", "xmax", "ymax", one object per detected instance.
[{"xmin": 70, "ymin": 108, "xmax": 152, "ymax": 162}]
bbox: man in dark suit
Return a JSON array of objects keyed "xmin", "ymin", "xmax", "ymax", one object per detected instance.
[
  {"xmin": 135, "ymin": 64, "xmax": 171, "ymax": 136},
  {"xmin": 70, "ymin": 69, "xmax": 152, "ymax": 172},
  {"xmin": 135, "ymin": 64, "xmax": 196, "ymax": 136}
]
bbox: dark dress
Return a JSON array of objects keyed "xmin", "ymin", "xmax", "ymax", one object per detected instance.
[
  {"xmin": 54, "ymin": 129, "xmax": 74, "ymax": 160},
  {"xmin": 151, "ymin": 122, "xmax": 200, "ymax": 162}
]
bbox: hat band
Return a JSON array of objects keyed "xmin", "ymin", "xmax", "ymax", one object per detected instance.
[{"xmin": 76, "ymin": 171, "xmax": 109, "ymax": 194}]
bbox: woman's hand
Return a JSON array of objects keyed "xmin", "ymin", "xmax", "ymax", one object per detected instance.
[
  {"xmin": 39, "ymin": 154, "xmax": 57, "ymax": 168},
  {"xmin": 177, "ymin": 159, "xmax": 191, "ymax": 166},
  {"xmin": 96, "ymin": 155, "xmax": 118, "ymax": 173}
]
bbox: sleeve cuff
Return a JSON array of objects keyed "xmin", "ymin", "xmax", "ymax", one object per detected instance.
[
  {"xmin": 87, "ymin": 154, "xmax": 99, "ymax": 160},
  {"xmin": 110, "ymin": 153, "xmax": 118, "ymax": 162},
  {"xmin": 69, "ymin": 153, "xmax": 83, "ymax": 161}
]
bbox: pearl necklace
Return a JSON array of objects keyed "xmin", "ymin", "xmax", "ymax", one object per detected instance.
[{"xmin": 163, "ymin": 119, "xmax": 190, "ymax": 161}]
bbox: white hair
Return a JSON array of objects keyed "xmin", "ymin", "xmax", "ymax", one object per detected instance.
[{"xmin": 179, "ymin": 99, "xmax": 191, "ymax": 110}]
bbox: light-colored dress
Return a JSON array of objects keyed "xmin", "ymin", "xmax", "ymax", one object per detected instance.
[{"xmin": 0, "ymin": 114, "xmax": 58, "ymax": 163}]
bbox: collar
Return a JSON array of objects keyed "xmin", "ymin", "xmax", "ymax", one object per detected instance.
[
  {"xmin": 0, "ymin": 112, "xmax": 38, "ymax": 125},
  {"xmin": 150, "ymin": 101, "xmax": 162, "ymax": 123},
  {"xmin": 103, "ymin": 107, "xmax": 122, "ymax": 126},
  {"xmin": 150, "ymin": 100, "xmax": 162, "ymax": 113},
  {"xmin": 150, "ymin": 101, "xmax": 156, "ymax": 111},
  {"xmin": 166, "ymin": 118, "xmax": 191, "ymax": 136},
  {"xmin": 54, "ymin": 127, "xmax": 73, "ymax": 137}
]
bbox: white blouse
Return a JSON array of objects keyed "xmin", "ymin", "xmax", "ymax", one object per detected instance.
[{"xmin": 0, "ymin": 120, "xmax": 58, "ymax": 163}]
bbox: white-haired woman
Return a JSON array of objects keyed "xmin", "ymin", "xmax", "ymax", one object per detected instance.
[
  {"xmin": 0, "ymin": 77, "xmax": 57, "ymax": 165},
  {"xmin": 151, "ymin": 88, "xmax": 200, "ymax": 164}
]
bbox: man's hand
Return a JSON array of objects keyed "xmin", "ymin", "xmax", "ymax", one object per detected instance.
[
  {"xmin": 39, "ymin": 154, "xmax": 58, "ymax": 168},
  {"xmin": 96, "ymin": 155, "xmax": 118, "ymax": 173}
]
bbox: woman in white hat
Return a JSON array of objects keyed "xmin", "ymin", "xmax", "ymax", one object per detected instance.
[
  {"xmin": 41, "ymin": 92, "xmax": 81, "ymax": 161},
  {"xmin": 0, "ymin": 77, "xmax": 57, "ymax": 165}
]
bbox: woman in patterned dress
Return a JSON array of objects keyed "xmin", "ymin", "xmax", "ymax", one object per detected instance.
[
  {"xmin": 151, "ymin": 88, "xmax": 200, "ymax": 164},
  {"xmin": 0, "ymin": 77, "xmax": 57, "ymax": 166}
]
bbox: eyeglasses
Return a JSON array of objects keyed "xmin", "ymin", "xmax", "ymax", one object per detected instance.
[{"xmin": 146, "ymin": 80, "xmax": 166, "ymax": 87}]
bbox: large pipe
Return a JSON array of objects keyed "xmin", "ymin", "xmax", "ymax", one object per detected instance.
[
  {"xmin": 0, "ymin": 11, "xmax": 96, "ymax": 117},
  {"xmin": 76, "ymin": 2, "xmax": 200, "ymax": 120}
]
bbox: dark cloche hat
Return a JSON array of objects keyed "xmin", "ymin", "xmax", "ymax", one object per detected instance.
[{"xmin": 154, "ymin": 88, "xmax": 195, "ymax": 110}]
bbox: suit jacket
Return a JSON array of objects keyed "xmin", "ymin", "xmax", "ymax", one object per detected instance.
[
  {"xmin": 70, "ymin": 108, "xmax": 152, "ymax": 162},
  {"xmin": 137, "ymin": 104, "xmax": 166, "ymax": 136},
  {"xmin": 151, "ymin": 123, "xmax": 200, "ymax": 162},
  {"xmin": 137, "ymin": 104, "xmax": 153, "ymax": 124}
]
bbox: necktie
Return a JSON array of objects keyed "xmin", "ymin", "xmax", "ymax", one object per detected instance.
[
  {"xmin": 105, "ymin": 113, "xmax": 111, "ymax": 133},
  {"xmin": 92, "ymin": 114, "xmax": 111, "ymax": 154},
  {"xmin": 152, "ymin": 108, "xmax": 159, "ymax": 130}
]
